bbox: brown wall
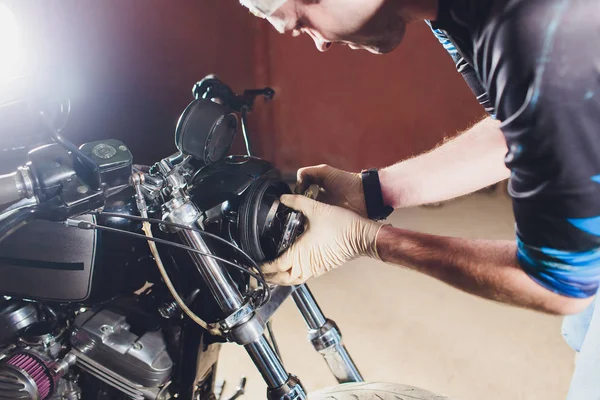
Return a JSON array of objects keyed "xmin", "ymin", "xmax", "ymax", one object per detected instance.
[{"xmin": 258, "ymin": 21, "xmax": 486, "ymax": 174}]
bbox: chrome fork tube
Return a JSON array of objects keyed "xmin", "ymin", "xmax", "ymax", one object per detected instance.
[
  {"xmin": 179, "ymin": 224, "xmax": 305, "ymax": 397},
  {"xmin": 292, "ymin": 285, "xmax": 327, "ymax": 329},
  {"xmin": 179, "ymin": 229, "xmax": 244, "ymax": 313},
  {"xmin": 293, "ymin": 284, "xmax": 364, "ymax": 383},
  {"xmin": 245, "ymin": 337, "xmax": 288, "ymax": 387}
]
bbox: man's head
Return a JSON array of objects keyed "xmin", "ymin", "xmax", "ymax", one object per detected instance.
[{"xmin": 240, "ymin": 0, "xmax": 437, "ymax": 54}]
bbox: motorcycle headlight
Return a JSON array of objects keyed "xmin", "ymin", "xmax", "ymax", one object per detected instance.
[{"xmin": 237, "ymin": 179, "xmax": 305, "ymax": 262}]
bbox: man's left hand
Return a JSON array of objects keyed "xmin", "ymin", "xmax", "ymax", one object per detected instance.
[{"xmin": 262, "ymin": 194, "xmax": 385, "ymax": 285}]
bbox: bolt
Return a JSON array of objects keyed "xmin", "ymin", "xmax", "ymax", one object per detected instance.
[
  {"xmin": 119, "ymin": 145, "xmax": 127, "ymax": 151},
  {"xmin": 133, "ymin": 342, "xmax": 143, "ymax": 351},
  {"xmin": 100, "ymin": 325, "xmax": 112, "ymax": 334},
  {"xmin": 77, "ymin": 186, "xmax": 89, "ymax": 194},
  {"xmin": 159, "ymin": 301, "xmax": 179, "ymax": 319}
]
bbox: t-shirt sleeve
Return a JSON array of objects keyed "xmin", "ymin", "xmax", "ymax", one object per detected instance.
[
  {"xmin": 480, "ymin": 0, "xmax": 600, "ymax": 298},
  {"xmin": 426, "ymin": 21, "xmax": 496, "ymax": 117}
]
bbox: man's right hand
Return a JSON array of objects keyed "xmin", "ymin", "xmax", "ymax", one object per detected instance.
[{"xmin": 295, "ymin": 164, "xmax": 367, "ymax": 217}]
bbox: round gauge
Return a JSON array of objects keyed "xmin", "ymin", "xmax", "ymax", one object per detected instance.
[
  {"xmin": 92, "ymin": 143, "xmax": 117, "ymax": 159},
  {"xmin": 204, "ymin": 113, "xmax": 238, "ymax": 164},
  {"xmin": 175, "ymin": 99, "xmax": 238, "ymax": 165}
]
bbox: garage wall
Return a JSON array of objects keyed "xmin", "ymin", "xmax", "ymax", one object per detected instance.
[{"xmin": 255, "ymin": 20, "xmax": 486, "ymax": 174}]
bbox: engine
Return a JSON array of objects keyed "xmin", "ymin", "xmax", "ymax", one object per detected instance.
[
  {"xmin": 0, "ymin": 300, "xmax": 173, "ymax": 400},
  {"xmin": 70, "ymin": 309, "xmax": 173, "ymax": 400}
]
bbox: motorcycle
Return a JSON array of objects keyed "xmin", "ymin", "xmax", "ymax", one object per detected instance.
[{"xmin": 0, "ymin": 76, "xmax": 451, "ymax": 400}]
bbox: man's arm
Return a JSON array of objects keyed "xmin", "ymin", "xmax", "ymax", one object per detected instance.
[
  {"xmin": 375, "ymin": 226, "xmax": 593, "ymax": 315},
  {"xmin": 295, "ymin": 116, "xmax": 509, "ymax": 215},
  {"xmin": 379, "ymin": 116, "xmax": 510, "ymax": 208},
  {"xmin": 262, "ymin": 194, "xmax": 593, "ymax": 316}
]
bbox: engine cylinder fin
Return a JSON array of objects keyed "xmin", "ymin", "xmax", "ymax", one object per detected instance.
[
  {"xmin": 76, "ymin": 363, "xmax": 144, "ymax": 400},
  {"xmin": 72, "ymin": 350, "xmax": 162, "ymax": 400}
]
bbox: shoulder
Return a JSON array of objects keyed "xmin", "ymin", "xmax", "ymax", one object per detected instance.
[
  {"xmin": 425, "ymin": 20, "xmax": 459, "ymax": 57},
  {"xmin": 480, "ymin": 0, "xmax": 597, "ymax": 54}
]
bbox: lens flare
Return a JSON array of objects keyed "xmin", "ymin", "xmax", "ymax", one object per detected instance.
[{"xmin": 0, "ymin": 4, "xmax": 22, "ymax": 82}]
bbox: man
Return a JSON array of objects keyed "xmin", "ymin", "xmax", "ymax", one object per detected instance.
[{"xmin": 240, "ymin": 0, "xmax": 600, "ymax": 397}]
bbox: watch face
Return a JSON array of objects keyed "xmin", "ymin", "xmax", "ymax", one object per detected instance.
[{"xmin": 92, "ymin": 143, "xmax": 117, "ymax": 159}]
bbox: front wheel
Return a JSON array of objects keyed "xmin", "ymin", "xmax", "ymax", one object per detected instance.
[{"xmin": 308, "ymin": 382, "xmax": 452, "ymax": 399}]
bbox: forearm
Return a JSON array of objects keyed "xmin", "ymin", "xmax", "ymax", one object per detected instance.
[
  {"xmin": 380, "ymin": 116, "xmax": 510, "ymax": 208},
  {"xmin": 376, "ymin": 226, "xmax": 592, "ymax": 315}
]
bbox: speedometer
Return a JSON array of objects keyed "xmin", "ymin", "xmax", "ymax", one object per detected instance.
[{"xmin": 175, "ymin": 99, "xmax": 238, "ymax": 165}]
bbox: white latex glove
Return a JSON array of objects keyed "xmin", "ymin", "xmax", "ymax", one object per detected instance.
[
  {"xmin": 295, "ymin": 164, "xmax": 367, "ymax": 217},
  {"xmin": 262, "ymin": 194, "xmax": 385, "ymax": 285}
]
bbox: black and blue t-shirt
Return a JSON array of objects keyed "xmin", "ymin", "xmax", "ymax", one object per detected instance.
[{"xmin": 428, "ymin": 0, "xmax": 600, "ymax": 298}]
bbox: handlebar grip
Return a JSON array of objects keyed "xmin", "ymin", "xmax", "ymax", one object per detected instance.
[
  {"xmin": 0, "ymin": 172, "xmax": 21, "ymax": 207},
  {"xmin": 0, "ymin": 168, "xmax": 35, "ymax": 209}
]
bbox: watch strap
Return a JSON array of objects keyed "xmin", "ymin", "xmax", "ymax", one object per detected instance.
[{"xmin": 361, "ymin": 169, "xmax": 393, "ymax": 221}]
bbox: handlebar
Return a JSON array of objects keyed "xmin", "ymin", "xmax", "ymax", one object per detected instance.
[
  {"xmin": 0, "ymin": 173, "xmax": 21, "ymax": 208},
  {"xmin": 192, "ymin": 75, "xmax": 275, "ymax": 113},
  {"xmin": 0, "ymin": 167, "xmax": 37, "ymax": 243},
  {"xmin": 0, "ymin": 137, "xmax": 134, "ymax": 243},
  {"xmin": 0, "ymin": 167, "xmax": 36, "ymax": 210}
]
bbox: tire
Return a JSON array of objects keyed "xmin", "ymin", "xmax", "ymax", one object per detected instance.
[{"xmin": 307, "ymin": 382, "xmax": 452, "ymax": 400}]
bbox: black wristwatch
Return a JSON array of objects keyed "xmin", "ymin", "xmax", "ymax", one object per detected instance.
[{"xmin": 361, "ymin": 168, "xmax": 394, "ymax": 221}]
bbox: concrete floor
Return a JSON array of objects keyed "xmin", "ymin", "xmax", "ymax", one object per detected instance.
[{"xmin": 216, "ymin": 192, "xmax": 576, "ymax": 400}]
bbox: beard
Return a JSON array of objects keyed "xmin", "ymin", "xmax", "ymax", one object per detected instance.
[
  {"xmin": 360, "ymin": 29, "xmax": 406, "ymax": 54},
  {"xmin": 339, "ymin": 1, "xmax": 408, "ymax": 54}
]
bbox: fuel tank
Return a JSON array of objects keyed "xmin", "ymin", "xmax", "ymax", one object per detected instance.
[{"xmin": 0, "ymin": 188, "xmax": 151, "ymax": 304}]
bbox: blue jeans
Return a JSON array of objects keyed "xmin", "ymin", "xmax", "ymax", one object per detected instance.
[{"xmin": 563, "ymin": 291, "xmax": 600, "ymax": 399}]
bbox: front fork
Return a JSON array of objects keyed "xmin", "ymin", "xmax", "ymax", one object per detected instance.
[
  {"xmin": 180, "ymin": 227, "xmax": 363, "ymax": 400},
  {"xmin": 154, "ymin": 186, "xmax": 361, "ymax": 399},
  {"xmin": 178, "ymin": 228, "xmax": 300, "ymax": 399}
]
